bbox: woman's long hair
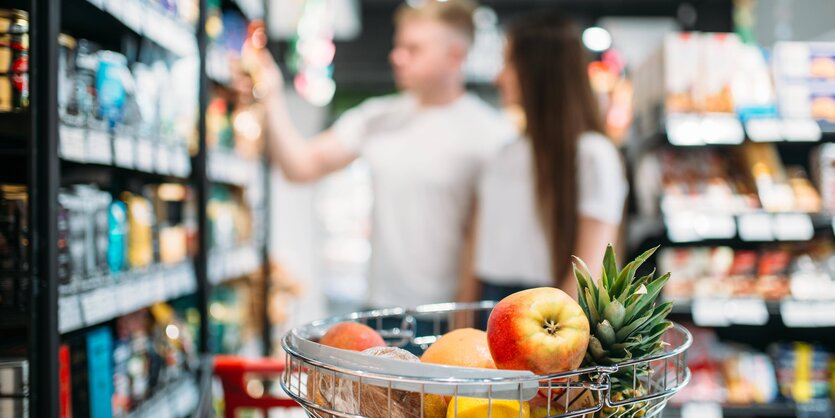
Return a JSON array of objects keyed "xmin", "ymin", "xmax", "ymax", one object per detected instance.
[{"xmin": 506, "ymin": 12, "xmax": 605, "ymax": 282}]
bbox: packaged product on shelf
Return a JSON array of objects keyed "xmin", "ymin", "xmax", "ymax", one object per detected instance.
[
  {"xmin": 59, "ymin": 190, "xmax": 86, "ymax": 288},
  {"xmin": 0, "ymin": 358, "xmax": 28, "ymax": 417},
  {"xmin": 86, "ymin": 327, "xmax": 114, "ymax": 418},
  {"xmin": 664, "ymin": 32, "xmax": 699, "ymax": 114},
  {"xmin": 740, "ymin": 142, "xmax": 796, "ymax": 212},
  {"xmin": 773, "ymin": 42, "xmax": 835, "ymax": 126},
  {"xmin": 131, "ymin": 62, "xmax": 160, "ymax": 143},
  {"xmin": 149, "ymin": 302, "xmax": 198, "ymax": 383},
  {"xmin": 62, "ymin": 39, "xmax": 99, "ymax": 130},
  {"xmin": 150, "ymin": 184, "xmax": 189, "ymax": 265},
  {"xmin": 124, "ymin": 192, "xmax": 155, "ymax": 269},
  {"xmin": 59, "ymin": 345, "xmax": 72, "ymax": 418},
  {"xmin": 722, "ymin": 349, "xmax": 779, "ymax": 405},
  {"xmin": 95, "ymin": 51, "xmax": 130, "ymax": 133},
  {"xmin": 770, "ymin": 342, "xmax": 832, "ymax": 402},
  {"xmin": 113, "ymin": 310, "xmax": 153, "ymax": 412},
  {"xmin": 773, "ymin": 42, "xmax": 835, "ymax": 81},
  {"xmin": 814, "ymin": 143, "xmax": 835, "ymax": 213},
  {"xmin": 72, "ymin": 185, "xmax": 111, "ymax": 278},
  {"xmin": 0, "ymin": 185, "xmax": 28, "ymax": 311},
  {"xmin": 57, "ymin": 198, "xmax": 71, "ymax": 286},
  {"xmin": 108, "ymin": 200, "xmax": 128, "ymax": 274},
  {"xmin": 57, "ymin": 34, "xmax": 76, "ymax": 122},
  {"xmin": 700, "ymin": 33, "xmax": 740, "ymax": 114},
  {"xmin": 0, "ymin": 9, "xmax": 29, "ymax": 113},
  {"xmin": 66, "ymin": 334, "xmax": 90, "ymax": 418}
]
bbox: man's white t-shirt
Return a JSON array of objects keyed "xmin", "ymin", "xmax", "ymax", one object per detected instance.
[
  {"xmin": 332, "ymin": 92, "xmax": 513, "ymax": 308},
  {"xmin": 475, "ymin": 132, "xmax": 628, "ymax": 287}
]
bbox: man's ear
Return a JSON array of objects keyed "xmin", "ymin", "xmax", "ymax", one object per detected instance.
[{"xmin": 448, "ymin": 38, "xmax": 471, "ymax": 65}]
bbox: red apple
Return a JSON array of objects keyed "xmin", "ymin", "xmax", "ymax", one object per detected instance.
[
  {"xmin": 487, "ymin": 287, "xmax": 590, "ymax": 375},
  {"xmin": 319, "ymin": 322, "xmax": 386, "ymax": 351}
]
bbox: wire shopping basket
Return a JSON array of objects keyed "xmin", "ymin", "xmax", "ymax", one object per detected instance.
[{"xmin": 280, "ymin": 301, "xmax": 692, "ymax": 418}]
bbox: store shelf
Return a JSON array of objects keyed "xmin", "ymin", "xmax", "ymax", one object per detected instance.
[
  {"xmin": 0, "ymin": 112, "xmax": 30, "ymax": 142},
  {"xmin": 668, "ymin": 298, "xmax": 835, "ymax": 328},
  {"xmin": 630, "ymin": 212, "xmax": 832, "ymax": 246},
  {"xmin": 58, "ymin": 262, "xmax": 196, "ymax": 334},
  {"xmin": 208, "ymin": 150, "xmax": 259, "ymax": 187},
  {"xmin": 59, "ymin": 126, "xmax": 192, "ymax": 179},
  {"xmin": 665, "ymin": 402, "xmax": 797, "ymax": 418},
  {"xmin": 208, "ymin": 245, "xmax": 262, "ymax": 285},
  {"xmin": 125, "ymin": 372, "xmax": 201, "ymax": 418},
  {"xmin": 206, "ymin": 45, "xmax": 232, "ymax": 86},
  {"xmin": 75, "ymin": 0, "xmax": 197, "ymax": 56}
]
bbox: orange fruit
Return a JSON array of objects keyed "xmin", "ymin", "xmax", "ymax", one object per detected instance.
[{"xmin": 421, "ymin": 328, "xmax": 496, "ymax": 369}]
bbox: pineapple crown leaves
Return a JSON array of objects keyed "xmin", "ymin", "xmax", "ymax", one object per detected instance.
[{"xmin": 573, "ymin": 244, "xmax": 674, "ymax": 369}]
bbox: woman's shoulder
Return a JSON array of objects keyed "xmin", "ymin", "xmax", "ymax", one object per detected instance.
[{"xmin": 578, "ymin": 131, "xmax": 621, "ymax": 163}]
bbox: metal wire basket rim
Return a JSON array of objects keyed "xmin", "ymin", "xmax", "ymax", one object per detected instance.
[{"xmin": 282, "ymin": 302, "xmax": 692, "ymax": 385}]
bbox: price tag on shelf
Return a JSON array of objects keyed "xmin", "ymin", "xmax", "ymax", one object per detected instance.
[
  {"xmin": 782, "ymin": 118, "xmax": 822, "ymax": 142},
  {"xmin": 80, "ymin": 287, "xmax": 116, "ymax": 326},
  {"xmin": 121, "ymin": 0, "xmax": 144, "ymax": 32},
  {"xmin": 87, "ymin": 130, "xmax": 112, "ymax": 165},
  {"xmin": 781, "ymin": 300, "xmax": 835, "ymax": 327},
  {"xmin": 773, "ymin": 213, "xmax": 814, "ymax": 241},
  {"xmin": 726, "ymin": 298, "xmax": 770, "ymax": 326},
  {"xmin": 745, "ymin": 118, "xmax": 782, "ymax": 142},
  {"xmin": 135, "ymin": 139, "xmax": 154, "ymax": 172},
  {"xmin": 58, "ymin": 295, "xmax": 84, "ymax": 333},
  {"xmin": 702, "ymin": 114, "xmax": 745, "ymax": 145},
  {"xmin": 59, "ymin": 125, "xmax": 87, "ymax": 162},
  {"xmin": 692, "ymin": 298, "xmax": 732, "ymax": 327},
  {"xmin": 681, "ymin": 402, "xmax": 723, "ymax": 418},
  {"xmin": 155, "ymin": 143, "xmax": 171, "ymax": 175},
  {"xmin": 113, "ymin": 136, "xmax": 135, "ymax": 168},
  {"xmin": 738, "ymin": 213, "xmax": 773, "ymax": 241},
  {"xmin": 666, "ymin": 114, "xmax": 703, "ymax": 146},
  {"xmin": 104, "ymin": 0, "xmax": 123, "ymax": 21}
]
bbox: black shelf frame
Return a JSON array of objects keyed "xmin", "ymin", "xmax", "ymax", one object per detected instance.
[{"xmin": 17, "ymin": 0, "xmax": 273, "ymax": 416}]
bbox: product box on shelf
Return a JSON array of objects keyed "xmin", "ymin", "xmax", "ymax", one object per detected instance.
[
  {"xmin": 0, "ymin": 358, "xmax": 28, "ymax": 418},
  {"xmin": 0, "ymin": 185, "xmax": 28, "ymax": 312},
  {"xmin": 773, "ymin": 42, "xmax": 835, "ymax": 130},
  {"xmin": 87, "ymin": 327, "xmax": 114, "ymax": 418}
]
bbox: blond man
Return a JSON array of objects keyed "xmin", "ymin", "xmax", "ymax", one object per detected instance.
[{"xmin": 256, "ymin": 0, "xmax": 513, "ymax": 308}]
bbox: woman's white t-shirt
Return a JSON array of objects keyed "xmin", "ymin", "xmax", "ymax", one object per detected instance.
[
  {"xmin": 332, "ymin": 93, "xmax": 514, "ymax": 307},
  {"xmin": 475, "ymin": 132, "xmax": 628, "ymax": 287}
]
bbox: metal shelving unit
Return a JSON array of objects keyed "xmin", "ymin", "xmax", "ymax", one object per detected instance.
[{"xmin": 6, "ymin": 0, "xmax": 272, "ymax": 416}]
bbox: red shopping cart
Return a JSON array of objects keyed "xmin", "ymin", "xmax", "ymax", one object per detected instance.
[{"xmin": 213, "ymin": 355, "xmax": 301, "ymax": 418}]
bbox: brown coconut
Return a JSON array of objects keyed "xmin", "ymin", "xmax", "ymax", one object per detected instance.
[{"xmin": 308, "ymin": 346, "xmax": 422, "ymax": 418}]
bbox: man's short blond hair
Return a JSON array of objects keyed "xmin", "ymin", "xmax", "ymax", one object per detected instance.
[{"xmin": 394, "ymin": 0, "xmax": 477, "ymax": 45}]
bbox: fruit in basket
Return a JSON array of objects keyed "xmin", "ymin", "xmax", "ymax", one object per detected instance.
[
  {"xmin": 420, "ymin": 328, "xmax": 496, "ymax": 417},
  {"xmin": 487, "ymin": 287, "xmax": 590, "ymax": 375},
  {"xmin": 319, "ymin": 322, "xmax": 386, "ymax": 351},
  {"xmin": 310, "ymin": 346, "xmax": 422, "ymax": 418},
  {"xmin": 447, "ymin": 397, "xmax": 530, "ymax": 418},
  {"xmin": 530, "ymin": 387, "xmax": 597, "ymax": 417},
  {"xmin": 573, "ymin": 245, "xmax": 673, "ymax": 416},
  {"xmin": 421, "ymin": 328, "xmax": 496, "ymax": 369}
]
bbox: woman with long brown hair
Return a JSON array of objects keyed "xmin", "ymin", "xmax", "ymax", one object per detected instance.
[{"xmin": 470, "ymin": 11, "xmax": 627, "ymax": 301}]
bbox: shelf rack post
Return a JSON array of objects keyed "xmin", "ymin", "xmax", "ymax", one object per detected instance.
[
  {"xmin": 195, "ymin": 0, "xmax": 211, "ymax": 355},
  {"xmin": 28, "ymin": 0, "xmax": 61, "ymax": 416}
]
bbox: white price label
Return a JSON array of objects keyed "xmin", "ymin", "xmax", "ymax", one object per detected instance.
[
  {"xmin": 113, "ymin": 136, "xmax": 135, "ymax": 168},
  {"xmin": 104, "ymin": 0, "xmax": 123, "ymax": 20},
  {"xmin": 667, "ymin": 114, "xmax": 704, "ymax": 146},
  {"xmin": 87, "ymin": 130, "xmax": 112, "ymax": 164},
  {"xmin": 773, "ymin": 213, "xmax": 814, "ymax": 241},
  {"xmin": 781, "ymin": 300, "xmax": 835, "ymax": 327},
  {"xmin": 682, "ymin": 402, "xmax": 723, "ymax": 418},
  {"xmin": 81, "ymin": 287, "xmax": 116, "ymax": 326},
  {"xmin": 745, "ymin": 118, "xmax": 782, "ymax": 142},
  {"xmin": 781, "ymin": 118, "xmax": 822, "ymax": 142},
  {"xmin": 702, "ymin": 114, "xmax": 745, "ymax": 145},
  {"xmin": 152, "ymin": 274, "xmax": 167, "ymax": 302},
  {"xmin": 122, "ymin": 0, "xmax": 144, "ymax": 32},
  {"xmin": 726, "ymin": 298, "xmax": 770, "ymax": 326},
  {"xmin": 155, "ymin": 144, "xmax": 171, "ymax": 175},
  {"xmin": 136, "ymin": 139, "xmax": 154, "ymax": 172},
  {"xmin": 738, "ymin": 213, "xmax": 773, "ymax": 241},
  {"xmin": 59, "ymin": 296, "xmax": 84, "ymax": 333},
  {"xmin": 692, "ymin": 299, "xmax": 732, "ymax": 327},
  {"xmin": 59, "ymin": 125, "xmax": 87, "ymax": 162}
]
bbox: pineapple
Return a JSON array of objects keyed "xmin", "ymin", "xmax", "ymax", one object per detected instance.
[{"xmin": 572, "ymin": 245, "xmax": 673, "ymax": 417}]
